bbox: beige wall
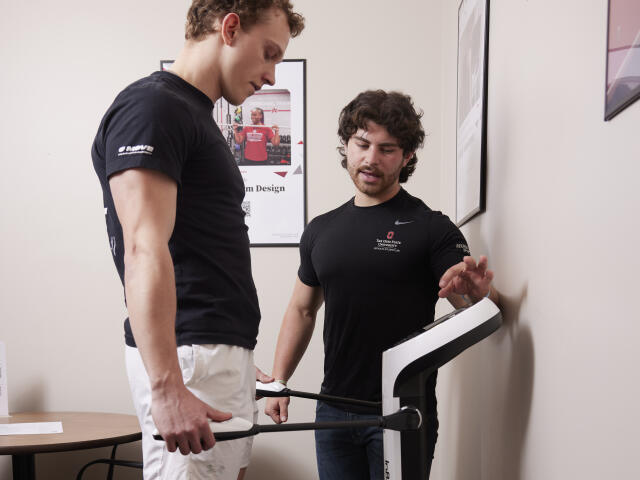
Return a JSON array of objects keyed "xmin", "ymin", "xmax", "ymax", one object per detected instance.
[
  {"xmin": 432, "ymin": 1, "xmax": 640, "ymax": 479},
  {"xmin": 2, "ymin": 0, "xmax": 639, "ymax": 479}
]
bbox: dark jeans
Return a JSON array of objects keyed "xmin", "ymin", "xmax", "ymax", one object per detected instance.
[
  {"xmin": 314, "ymin": 401, "xmax": 384, "ymax": 480},
  {"xmin": 314, "ymin": 395, "xmax": 438, "ymax": 480}
]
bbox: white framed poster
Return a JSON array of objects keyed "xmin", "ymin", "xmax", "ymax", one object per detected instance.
[
  {"xmin": 160, "ymin": 59, "xmax": 307, "ymax": 246},
  {"xmin": 456, "ymin": 0, "xmax": 489, "ymax": 226}
]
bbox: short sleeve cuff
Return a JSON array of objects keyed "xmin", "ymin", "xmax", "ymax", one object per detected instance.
[
  {"xmin": 106, "ymin": 155, "xmax": 181, "ymax": 185},
  {"xmin": 297, "ymin": 269, "xmax": 320, "ymax": 287}
]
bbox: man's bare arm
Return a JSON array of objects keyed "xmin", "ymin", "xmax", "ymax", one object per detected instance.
[
  {"xmin": 110, "ymin": 168, "xmax": 231, "ymax": 455},
  {"xmin": 264, "ymin": 278, "xmax": 323, "ymax": 423}
]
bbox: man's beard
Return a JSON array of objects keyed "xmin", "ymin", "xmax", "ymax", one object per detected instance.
[{"xmin": 348, "ymin": 164, "xmax": 402, "ymax": 196}]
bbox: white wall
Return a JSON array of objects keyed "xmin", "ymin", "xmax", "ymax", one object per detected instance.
[
  {"xmin": 432, "ymin": 1, "xmax": 640, "ymax": 479},
  {"xmin": 0, "ymin": 1, "xmax": 444, "ymax": 478}
]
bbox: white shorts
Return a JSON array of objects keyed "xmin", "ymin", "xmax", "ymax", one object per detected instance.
[{"xmin": 126, "ymin": 344, "xmax": 257, "ymax": 480}]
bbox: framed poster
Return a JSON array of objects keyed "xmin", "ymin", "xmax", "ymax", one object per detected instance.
[
  {"xmin": 456, "ymin": 0, "xmax": 489, "ymax": 227},
  {"xmin": 160, "ymin": 59, "xmax": 174, "ymax": 72},
  {"xmin": 160, "ymin": 59, "xmax": 307, "ymax": 246},
  {"xmin": 605, "ymin": 0, "xmax": 640, "ymax": 121}
]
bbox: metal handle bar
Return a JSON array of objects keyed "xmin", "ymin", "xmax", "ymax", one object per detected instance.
[
  {"xmin": 153, "ymin": 407, "xmax": 421, "ymax": 443},
  {"xmin": 256, "ymin": 387, "xmax": 382, "ymax": 409}
]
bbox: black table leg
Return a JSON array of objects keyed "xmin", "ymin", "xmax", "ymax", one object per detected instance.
[{"xmin": 12, "ymin": 454, "xmax": 35, "ymax": 480}]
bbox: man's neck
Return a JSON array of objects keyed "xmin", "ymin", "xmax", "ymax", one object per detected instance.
[
  {"xmin": 353, "ymin": 184, "xmax": 402, "ymax": 207},
  {"xmin": 169, "ymin": 38, "xmax": 222, "ymax": 103}
]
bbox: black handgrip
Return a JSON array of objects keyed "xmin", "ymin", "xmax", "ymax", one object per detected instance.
[
  {"xmin": 382, "ymin": 407, "xmax": 422, "ymax": 432},
  {"xmin": 256, "ymin": 388, "xmax": 290, "ymax": 398}
]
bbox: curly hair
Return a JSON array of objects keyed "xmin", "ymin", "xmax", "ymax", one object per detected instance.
[
  {"xmin": 337, "ymin": 90, "xmax": 425, "ymax": 183},
  {"xmin": 185, "ymin": 0, "xmax": 305, "ymax": 40}
]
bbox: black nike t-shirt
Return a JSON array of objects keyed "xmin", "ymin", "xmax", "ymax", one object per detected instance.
[
  {"xmin": 91, "ymin": 71, "xmax": 260, "ymax": 349},
  {"xmin": 298, "ymin": 188, "xmax": 469, "ymax": 412}
]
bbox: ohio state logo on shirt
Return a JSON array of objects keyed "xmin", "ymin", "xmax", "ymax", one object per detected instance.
[{"xmin": 374, "ymin": 231, "xmax": 402, "ymax": 253}]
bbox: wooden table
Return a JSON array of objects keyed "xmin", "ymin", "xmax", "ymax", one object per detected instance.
[{"xmin": 0, "ymin": 412, "xmax": 141, "ymax": 480}]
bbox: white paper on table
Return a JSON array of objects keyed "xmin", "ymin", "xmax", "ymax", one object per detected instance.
[
  {"xmin": 0, "ymin": 422, "xmax": 63, "ymax": 435},
  {"xmin": 0, "ymin": 341, "xmax": 7, "ymax": 416}
]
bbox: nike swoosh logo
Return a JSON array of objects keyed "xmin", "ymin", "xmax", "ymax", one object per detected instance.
[{"xmin": 394, "ymin": 220, "xmax": 414, "ymax": 225}]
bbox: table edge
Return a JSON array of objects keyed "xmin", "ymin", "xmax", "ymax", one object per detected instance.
[{"xmin": 1, "ymin": 432, "xmax": 142, "ymax": 456}]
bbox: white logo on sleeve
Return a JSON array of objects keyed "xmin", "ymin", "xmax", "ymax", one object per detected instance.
[
  {"xmin": 118, "ymin": 145, "xmax": 155, "ymax": 156},
  {"xmin": 457, "ymin": 243, "xmax": 471, "ymax": 255}
]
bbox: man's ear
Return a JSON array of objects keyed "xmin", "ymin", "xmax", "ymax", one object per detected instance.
[
  {"xmin": 220, "ymin": 13, "xmax": 241, "ymax": 46},
  {"xmin": 403, "ymin": 152, "xmax": 414, "ymax": 167}
]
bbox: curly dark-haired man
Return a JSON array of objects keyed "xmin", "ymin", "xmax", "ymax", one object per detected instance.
[
  {"xmin": 265, "ymin": 90, "xmax": 499, "ymax": 479},
  {"xmin": 91, "ymin": 2, "xmax": 303, "ymax": 479}
]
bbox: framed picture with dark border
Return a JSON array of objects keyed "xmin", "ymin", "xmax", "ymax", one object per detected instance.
[
  {"xmin": 605, "ymin": 0, "xmax": 640, "ymax": 121},
  {"xmin": 160, "ymin": 59, "xmax": 174, "ymax": 72},
  {"xmin": 455, "ymin": 0, "xmax": 489, "ymax": 227},
  {"xmin": 160, "ymin": 59, "xmax": 307, "ymax": 247}
]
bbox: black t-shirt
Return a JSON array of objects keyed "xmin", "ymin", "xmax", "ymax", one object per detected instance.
[
  {"xmin": 92, "ymin": 71, "xmax": 260, "ymax": 349},
  {"xmin": 298, "ymin": 189, "xmax": 469, "ymax": 413}
]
